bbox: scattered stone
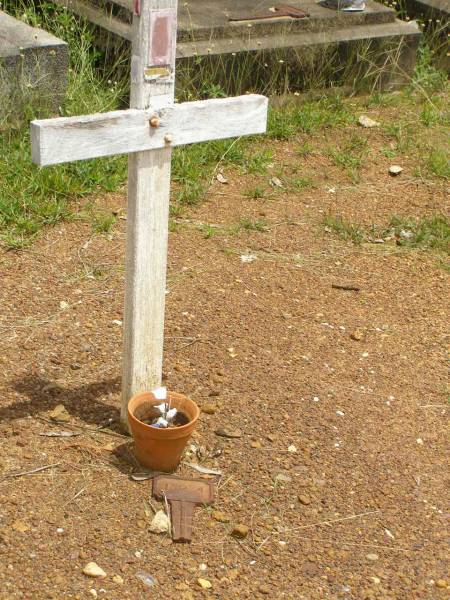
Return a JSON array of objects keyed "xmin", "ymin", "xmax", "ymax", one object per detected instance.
[
  {"xmin": 270, "ymin": 176, "xmax": 283, "ymax": 188},
  {"xmin": 298, "ymin": 494, "xmax": 311, "ymax": 506},
  {"xmin": 366, "ymin": 553, "xmax": 379, "ymax": 562},
  {"xmin": 301, "ymin": 560, "xmax": 320, "ymax": 576},
  {"xmin": 369, "ymin": 576, "xmax": 381, "ymax": 585},
  {"xmin": 83, "ymin": 563, "xmax": 107, "ymax": 578},
  {"xmin": 416, "ymin": 438, "xmax": 424, "ymax": 445},
  {"xmin": 389, "ymin": 165, "xmax": 403, "ymax": 176},
  {"xmin": 12, "ymin": 519, "xmax": 30, "ymax": 533},
  {"xmin": 149, "ymin": 510, "xmax": 170, "ymax": 534},
  {"xmin": 89, "ymin": 590, "xmax": 97, "ymax": 598},
  {"xmin": 112, "ymin": 575, "xmax": 124, "ymax": 584},
  {"xmin": 350, "ymin": 329, "xmax": 364, "ymax": 341},
  {"xmin": 197, "ymin": 578, "xmax": 212, "ymax": 589},
  {"xmin": 48, "ymin": 404, "xmax": 71, "ymax": 423},
  {"xmin": 175, "ymin": 583, "xmax": 190, "ymax": 591},
  {"xmin": 209, "ymin": 390, "xmax": 220, "ymax": 397},
  {"xmin": 59, "ymin": 300, "xmax": 69, "ymax": 310},
  {"xmin": 216, "ymin": 172, "xmax": 228, "ymax": 184},
  {"xmin": 435, "ymin": 580, "xmax": 447, "ymax": 589},
  {"xmin": 288, "ymin": 445, "xmax": 297, "ymax": 453},
  {"xmin": 215, "ymin": 427, "xmax": 242, "ymax": 439},
  {"xmin": 267, "ymin": 434, "xmax": 276, "ymax": 442},
  {"xmin": 201, "ymin": 403, "xmax": 216, "ymax": 415},
  {"xmin": 212, "ymin": 511, "xmax": 230, "ymax": 523},
  {"xmin": 250, "ymin": 440, "xmax": 262, "ymax": 449},
  {"xmin": 136, "ymin": 571, "xmax": 157, "ymax": 587},
  {"xmin": 231, "ymin": 524, "xmax": 249, "ymax": 539},
  {"xmin": 240, "ymin": 254, "xmax": 257, "ymax": 264},
  {"xmin": 358, "ymin": 115, "xmax": 380, "ymax": 128},
  {"xmin": 275, "ymin": 473, "xmax": 292, "ymax": 484},
  {"xmin": 258, "ymin": 584, "xmax": 270, "ymax": 594}
]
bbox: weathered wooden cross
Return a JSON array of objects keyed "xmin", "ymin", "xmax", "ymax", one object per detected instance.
[{"xmin": 30, "ymin": 0, "xmax": 268, "ymax": 427}]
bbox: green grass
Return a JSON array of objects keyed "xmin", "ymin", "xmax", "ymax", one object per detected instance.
[
  {"xmin": 0, "ymin": 1, "xmax": 128, "ymax": 248},
  {"xmin": 426, "ymin": 150, "xmax": 450, "ymax": 180},
  {"xmin": 387, "ymin": 215, "xmax": 450, "ymax": 253},
  {"xmin": 323, "ymin": 215, "xmax": 365, "ymax": 244},
  {"xmin": 324, "ymin": 213, "xmax": 450, "ymax": 255},
  {"xmin": 0, "ymin": 1, "xmax": 449, "ymax": 249},
  {"xmin": 234, "ymin": 218, "xmax": 268, "ymax": 233},
  {"xmin": 244, "ymin": 186, "xmax": 266, "ymax": 199},
  {"xmin": 328, "ymin": 134, "xmax": 369, "ymax": 182}
]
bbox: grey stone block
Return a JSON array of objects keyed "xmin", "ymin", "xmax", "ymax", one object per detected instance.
[{"xmin": 0, "ymin": 11, "xmax": 68, "ymax": 122}]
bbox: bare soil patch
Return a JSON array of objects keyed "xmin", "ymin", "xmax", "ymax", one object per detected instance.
[{"xmin": 0, "ymin": 101, "xmax": 448, "ymax": 599}]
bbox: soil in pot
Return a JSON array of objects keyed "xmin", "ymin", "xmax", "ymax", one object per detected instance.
[
  {"xmin": 140, "ymin": 407, "xmax": 189, "ymax": 428},
  {"xmin": 128, "ymin": 391, "xmax": 199, "ymax": 472}
]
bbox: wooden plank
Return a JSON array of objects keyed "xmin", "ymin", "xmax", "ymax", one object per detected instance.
[
  {"xmin": 121, "ymin": 0, "xmax": 178, "ymax": 427},
  {"xmin": 50, "ymin": 0, "xmax": 132, "ymax": 40},
  {"xmin": 30, "ymin": 94, "xmax": 268, "ymax": 166}
]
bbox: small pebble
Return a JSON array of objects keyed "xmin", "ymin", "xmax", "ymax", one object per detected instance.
[
  {"xmin": 298, "ymin": 495, "xmax": 311, "ymax": 506},
  {"xmin": 89, "ymin": 590, "xmax": 97, "ymax": 599},
  {"xmin": 212, "ymin": 510, "xmax": 230, "ymax": 523},
  {"xmin": 201, "ymin": 403, "xmax": 216, "ymax": 415},
  {"xmin": 369, "ymin": 576, "xmax": 381, "ymax": 585},
  {"xmin": 435, "ymin": 580, "xmax": 447, "ymax": 589},
  {"xmin": 251, "ymin": 440, "xmax": 262, "ymax": 449},
  {"xmin": 112, "ymin": 575, "xmax": 124, "ymax": 584},
  {"xmin": 350, "ymin": 329, "xmax": 364, "ymax": 341},
  {"xmin": 197, "ymin": 578, "xmax": 212, "ymax": 589},
  {"xmin": 258, "ymin": 584, "xmax": 270, "ymax": 594},
  {"xmin": 288, "ymin": 445, "xmax": 297, "ymax": 453},
  {"xmin": 231, "ymin": 524, "xmax": 249, "ymax": 539},
  {"xmin": 389, "ymin": 165, "xmax": 403, "ymax": 176},
  {"xmin": 83, "ymin": 563, "xmax": 106, "ymax": 578},
  {"xmin": 366, "ymin": 553, "xmax": 379, "ymax": 562}
]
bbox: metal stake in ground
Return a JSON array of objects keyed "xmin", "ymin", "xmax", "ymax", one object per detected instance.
[{"xmin": 30, "ymin": 0, "xmax": 268, "ymax": 429}]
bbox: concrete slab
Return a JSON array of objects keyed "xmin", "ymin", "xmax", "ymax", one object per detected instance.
[
  {"xmin": 47, "ymin": 0, "xmax": 421, "ymax": 90},
  {"xmin": 0, "ymin": 11, "xmax": 68, "ymax": 121}
]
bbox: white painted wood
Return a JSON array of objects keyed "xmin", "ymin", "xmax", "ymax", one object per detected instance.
[
  {"xmin": 121, "ymin": 0, "xmax": 178, "ymax": 427},
  {"xmin": 31, "ymin": 95, "xmax": 268, "ymax": 166},
  {"xmin": 28, "ymin": 0, "xmax": 268, "ymax": 431}
]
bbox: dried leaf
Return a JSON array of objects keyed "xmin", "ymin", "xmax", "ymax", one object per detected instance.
[
  {"xmin": 39, "ymin": 431, "xmax": 79, "ymax": 437},
  {"xmin": 131, "ymin": 471, "xmax": 163, "ymax": 481},
  {"xmin": 183, "ymin": 462, "xmax": 222, "ymax": 476}
]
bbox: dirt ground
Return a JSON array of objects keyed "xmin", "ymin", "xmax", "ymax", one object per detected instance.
[{"xmin": 0, "ymin": 104, "xmax": 449, "ymax": 600}]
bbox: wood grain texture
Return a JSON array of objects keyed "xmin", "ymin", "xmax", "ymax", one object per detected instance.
[
  {"xmin": 30, "ymin": 95, "xmax": 268, "ymax": 166},
  {"xmin": 121, "ymin": 0, "xmax": 178, "ymax": 425}
]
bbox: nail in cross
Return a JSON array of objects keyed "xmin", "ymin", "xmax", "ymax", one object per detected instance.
[{"xmin": 30, "ymin": 0, "xmax": 268, "ymax": 427}]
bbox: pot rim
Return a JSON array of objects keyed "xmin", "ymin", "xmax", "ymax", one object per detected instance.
[{"xmin": 128, "ymin": 391, "xmax": 199, "ymax": 433}]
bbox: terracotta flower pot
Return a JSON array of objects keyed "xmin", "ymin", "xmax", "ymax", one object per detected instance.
[{"xmin": 128, "ymin": 391, "xmax": 199, "ymax": 472}]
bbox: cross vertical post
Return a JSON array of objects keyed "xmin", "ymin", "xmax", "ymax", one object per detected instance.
[{"xmin": 121, "ymin": 0, "xmax": 178, "ymax": 426}]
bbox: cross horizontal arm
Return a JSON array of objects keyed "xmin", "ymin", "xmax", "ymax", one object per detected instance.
[{"xmin": 30, "ymin": 94, "xmax": 268, "ymax": 166}]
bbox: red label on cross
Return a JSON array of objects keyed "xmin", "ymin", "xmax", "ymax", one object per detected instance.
[{"xmin": 149, "ymin": 9, "xmax": 174, "ymax": 66}]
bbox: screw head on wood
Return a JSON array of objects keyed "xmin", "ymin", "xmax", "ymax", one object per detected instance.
[
  {"xmin": 164, "ymin": 134, "xmax": 173, "ymax": 144},
  {"xmin": 149, "ymin": 116, "xmax": 160, "ymax": 128}
]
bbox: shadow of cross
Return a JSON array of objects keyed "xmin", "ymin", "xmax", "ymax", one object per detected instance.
[{"xmin": 30, "ymin": 0, "xmax": 268, "ymax": 429}]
